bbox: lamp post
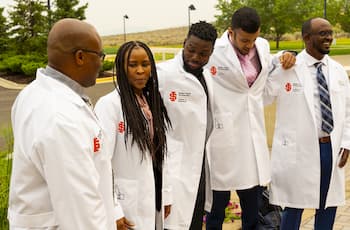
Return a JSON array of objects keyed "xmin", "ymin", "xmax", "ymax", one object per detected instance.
[
  {"xmin": 323, "ymin": 0, "xmax": 327, "ymax": 19},
  {"xmin": 47, "ymin": 0, "xmax": 52, "ymax": 28},
  {"xmin": 123, "ymin": 14, "xmax": 129, "ymax": 42},
  {"xmin": 188, "ymin": 4, "xmax": 196, "ymax": 30}
]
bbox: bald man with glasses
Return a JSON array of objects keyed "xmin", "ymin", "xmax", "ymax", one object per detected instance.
[{"xmin": 8, "ymin": 18, "xmax": 122, "ymax": 230}]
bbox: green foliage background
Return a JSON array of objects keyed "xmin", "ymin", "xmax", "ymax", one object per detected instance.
[{"xmin": 0, "ymin": 126, "xmax": 13, "ymax": 230}]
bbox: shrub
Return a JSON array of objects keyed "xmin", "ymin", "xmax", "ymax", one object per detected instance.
[
  {"xmin": 0, "ymin": 53, "xmax": 47, "ymax": 76},
  {"xmin": 3, "ymin": 55, "xmax": 24, "ymax": 73},
  {"xmin": 21, "ymin": 62, "xmax": 45, "ymax": 76},
  {"xmin": 0, "ymin": 125, "xmax": 13, "ymax": 230},
  {"xmin": 102, "ymin": 60, "xmax": 114, "ymax": 72}
]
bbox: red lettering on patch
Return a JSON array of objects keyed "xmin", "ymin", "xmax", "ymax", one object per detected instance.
[
  {"xmin": 118, "ymin": 121, "xmax": 125, "ymax": 133},
  {"xmin": 93, "ymin": 137, "xmax": 100, "ymax": 153},
  {"xmin": 285, "ymin": 82, "xmax": 292, "ymax": 92},
  {"xmin": 169, "ymin": 91, "xmax": 177, "ymax": 102},
  {"xmin": 210, "ymin": 66, "xmax": 217, "ymax": 76}
]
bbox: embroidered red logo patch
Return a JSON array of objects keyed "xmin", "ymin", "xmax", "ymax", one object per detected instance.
[
  {"xmin": 210, "ymin": 66, "xmax": 217, "ymax": 76},
  {"xmin": 285, "ymin": 82, "xmax": 292, "ymax": 92},
  {"xmin": 93, "ymin": 137, "xmax": 100, "ymax": 153},
  {"xmin": 118, "ymin": 121, "xmax": 125, "ymax": 133},
  {"xmin": 169, "ymin": 91, "xmax": 177, "ymax": 102}
]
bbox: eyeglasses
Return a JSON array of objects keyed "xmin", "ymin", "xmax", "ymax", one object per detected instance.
[
  {"xmin": 75, "ymin": 49, "xmax": 106, "ymax": 61},
  {"xmin": 314, "ymin": 30, "xmax": 333, "ymax": 37}
]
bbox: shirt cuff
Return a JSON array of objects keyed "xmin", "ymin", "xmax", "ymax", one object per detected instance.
[{"xmin": 162, "ymin": 187, "xmax": 173, "ymax": 206}]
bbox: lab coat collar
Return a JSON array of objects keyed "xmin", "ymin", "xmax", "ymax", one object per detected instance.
[
  {"xmin": 301, "ymin": 50, "xmax": 329, "ymax": 68},
  {"xmin": 44, "ymin": 65, "xmax": 87, "ymax": 99},
  {"xmin": 36, "ymin": 68, "xmax": 88, "ymax": 109}
]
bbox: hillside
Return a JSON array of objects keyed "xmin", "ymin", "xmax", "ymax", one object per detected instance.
[{"xmin": 102, "ymin": 26, "xmax": 188, "ymax": 47}]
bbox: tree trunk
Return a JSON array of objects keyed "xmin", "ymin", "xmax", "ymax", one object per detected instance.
[{"xmin": 275, "ymin": 34, "xmax": 282, "ymax": 49}]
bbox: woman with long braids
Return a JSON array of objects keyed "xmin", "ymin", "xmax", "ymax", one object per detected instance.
[{"xmin": 95, "ymin": 41, "xmax": 171, "ymax": 230}]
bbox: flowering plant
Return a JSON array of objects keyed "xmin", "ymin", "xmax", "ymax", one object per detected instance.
[
  {"xmin": 203, "ymin": 200, "xmax": 241, "ymax": 223},
  {"xmin": 224, "ymin": 200, "xmax": 241, "ymax": 223}
]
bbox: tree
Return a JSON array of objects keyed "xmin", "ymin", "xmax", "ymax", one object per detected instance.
[
  {"xmin": 51, "ymin": 0, "xmax": 88, "ymax": 24},
  {"xmin": 0, "ymin": 8, "xmax": 9, "ymax": 53},
  {"xmin": 214, "ymin": 0, "xmax": 246, "ymax": 34},
  {"xmin": 214, "ymin": 0, "xmax": 321, "ymax": 49},
  {"xmin": 338, "ymin": 0, "xmax": 350, "ymax": 32},
  {"xmin": 8, "ymin": 0, "xmax": 48, "ymax": 54},
  {"xmin": 250, "ymin": 0, "xmax": 320, "ymax": 48}
]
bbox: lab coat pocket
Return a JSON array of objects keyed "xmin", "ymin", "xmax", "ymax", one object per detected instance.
[
  {"xmin": 8, "ymin": 209, "xmax": 58, "ymax": 228},
  {"xmin": 210, "ymin": 112, "xmax": 235, "ymax": 148},
  {"xmin": 272, "ymin": 130, "xmax": 297, "ymax": 165},
  {"xmin": 330, "ymin": 83, "xmax": 346, "ymax": 117},
  {"xmin": 115, "ymin": 178, "xmax": 138, "ymax": 221},
  {"xmin": 166, "ymin": 138, "xmax": 184, "ymax": 178}
]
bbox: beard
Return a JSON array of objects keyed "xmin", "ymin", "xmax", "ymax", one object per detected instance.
[
  {"xmin": 182, "ymin": 53, "xmax": 204, "ymax": 77},
  {"xmin": 319, "ymin": 48, "xmax": 330, "ymax": 55},
  {"xmin": 314, "ymin": 40, "xmax": 331, "ymax": 55}
]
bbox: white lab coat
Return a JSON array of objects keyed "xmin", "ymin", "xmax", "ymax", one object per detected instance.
[
  {"xmin": 157, "ymin": 51, "xmax": 214, "ymax": 229},
  {"xmin": 264, "ymin": 50, "xmax": 350, "ymax": 208},
  {"xmin": 95, "ymin": 90, "xmax": 157, "ymax": 230},
  {"xmin": 205, "ymin": 31, "xmax": 271, "ymax": 191},
  {"xmin": 8, "ymin": 68, "xmax": 118, "ymax": 230}
]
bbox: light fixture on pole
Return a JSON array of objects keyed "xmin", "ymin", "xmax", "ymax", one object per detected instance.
[
  {"xmin": 123, "ymin": 14, "xmax": 129, "ymax": 42},
  {"xmin": 188, "ymin": 4, "xmax": 196, "ymax": 30},
  {"xmin": 47, "ymin": 0, "xmax": 52, "ymax": 28}
]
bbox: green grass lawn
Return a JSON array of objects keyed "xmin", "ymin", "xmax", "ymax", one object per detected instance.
[
  {"xmin": 0, "ymin": 126, "xmax": 12, "ymax": 230},
  {"xmin": 103, "ymin": 38, "xmax": 350, "ymax": 60},
  {"xmin": 270, "ymin": 38, "xmax": 350, "ymax": 55}
]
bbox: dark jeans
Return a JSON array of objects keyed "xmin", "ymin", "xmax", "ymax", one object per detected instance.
[
  {"xmin": 206, "ymin": 186, "xmax": 264, "ymax": 230},
  {"xmin": 280, "ymin": 141, "xmax": 337, "ymax": 230}
]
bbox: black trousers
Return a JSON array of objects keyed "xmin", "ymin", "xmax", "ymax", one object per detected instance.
[
  {"xmin": 189, "ymin": 155, "xmax": 206, "ymax": 230},
  {"xmin": 206, "ymin": 186, "xmax": 264, "ymax": 230}
]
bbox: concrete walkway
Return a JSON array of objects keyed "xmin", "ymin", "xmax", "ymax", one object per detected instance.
[
  {"xmin": 212, "ymin": 164, "xmax": 350, "ymax": 230},
  {"xmin": 300, "ymin": 163, "xmax": 350, "ymax": 230},
  {"xmin": 0, "ymin": 77, "xmax": 26, "ymax": 90}
]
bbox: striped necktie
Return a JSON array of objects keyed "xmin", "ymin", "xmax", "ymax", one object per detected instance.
[{"xmin": 315, "ymin": 62, "xmax": 333, "ymax": 134}]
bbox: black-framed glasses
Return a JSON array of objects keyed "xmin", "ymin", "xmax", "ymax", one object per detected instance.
[
  {"xmin": 313, "ymin": 30, "xmax": 333, "ymax": 37},
  {"xmin": 75, "ymin": 49, "xmax": 106, "ymax": 61}
]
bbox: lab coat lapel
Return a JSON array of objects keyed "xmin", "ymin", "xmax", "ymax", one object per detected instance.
[
  {"xmin": 295, "ymin": 59, "xmax": 317, "ymax": 130},
  {"xmin": 219, "ymin": 32, "xmax": 248, "ymax": 87},
  {"xmin": 251, "ymin": 44, "xmax": 266, "ymax": 88}
]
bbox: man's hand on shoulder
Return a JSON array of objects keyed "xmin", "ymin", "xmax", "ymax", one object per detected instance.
[{"xmin": 279, "ymin": 51, "xmax": 297, "ymax": 70}]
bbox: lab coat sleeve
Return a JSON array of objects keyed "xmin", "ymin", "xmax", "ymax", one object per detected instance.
[
  {"xmin": 340, "ymin": 69, "xmax": 350, "ymax": 150},
  {"xmin": 162, "ymin": 141, "xmax": 173, "ymax": 206},
  {"xmin": 264, "ymin": 49, "xmax": 295, "ymax": 105},
  {"xmin": 95, "ymin": 95, "xmax": 125, "ymax": 221},
  {"xmin": 157, "ymin": 68, "xmax": 173, "ymax": 206},
  {"xmin": 39, "ymin": 115, "xmax": 109, "ymax": 230},
  {"xmin": 95, "ymin": 95, "xmax": 118, "ymax": 163},
  {"xmin": 264, "ymin": 65, "xmax": 283, "ymax": 106}
]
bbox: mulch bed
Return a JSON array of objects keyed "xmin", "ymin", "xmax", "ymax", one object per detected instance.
[{"xmin": 0, "ymin": 73, "xmax": 35, "ymax": 84}]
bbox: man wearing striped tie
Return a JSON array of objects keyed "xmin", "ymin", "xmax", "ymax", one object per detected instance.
[{"xmin": 264, "ymin": 17, "xmax": 350, "ymax": 230}]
